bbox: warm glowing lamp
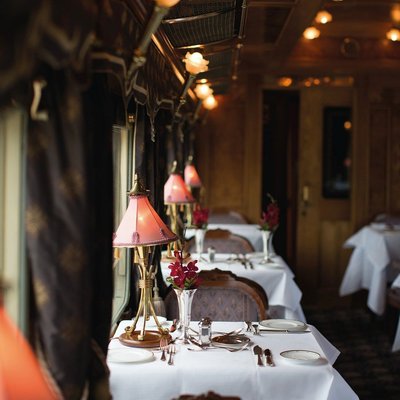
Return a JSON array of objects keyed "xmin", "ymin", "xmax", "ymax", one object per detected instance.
[
  {"xmin": 194, "ymin": 83, "xmax": 213, "ymax": 100},
  {"xmin": 174, "ymin": 52, "xmax": 209, "ymax": 117},
  {"xmin": 386, "ymin": 28, "xmax": 400, "ymax": 41},
  {"xmin": 184, "ymin": 158, "xmax": 202, "ymax": 188},
  {"xmin": 164, "ymin": 161, "xmax": 195, "ymax": 257},
  {"xmin": 114, "ymin": 175, "xmax": 177, "ymax": 347},
  {"xmin": 203, "ymin": 94, "xmax": 218, "ymax": 110},
  {"xmin": 315, "ymin": 10, "xmax": 332, "ymax": 24},
  {"xmin": 0, "ymin": 283, "xmax": 58, "ymax": 399},
  {"xmin": 303, "ymin": 26, "xmax": 320, "ymax": 40}
]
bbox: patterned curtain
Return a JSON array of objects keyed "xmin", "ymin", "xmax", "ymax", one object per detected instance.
[{"xmin": 26, "ymin": 69, "xmax": 114, "ymax": 399}]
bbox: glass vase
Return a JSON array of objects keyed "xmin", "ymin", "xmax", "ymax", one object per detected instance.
[
  {"xmin": 261, "ymin": 230, "xmax": 273, "ymax": 264},
  {"xmin": 195, "ymin": 228, "xmax": 206, "ymax": 256},
  {"xmin": 268, "ymin": 229, "xmax": 276, "ymax": 257},
  {"xmin": 174, "ymin": 288, "xmax": 197, "ymax": 344}
]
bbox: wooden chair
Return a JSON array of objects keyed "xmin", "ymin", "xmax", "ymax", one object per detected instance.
[
  {"xmin": 164, "ymin": 269, "xmax": 269, "ymax": 322},
  {"xmin": 187, "ymin": 229, "xmax": 255, "ymax": 254}
]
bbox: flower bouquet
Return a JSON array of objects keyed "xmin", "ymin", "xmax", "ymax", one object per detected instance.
[
  {"xmin": 193, "ymin": 206, "xmax": 209, "ymax": 229},
  {"xmin": 259, "ymin": 194, "xmax": 280, "ymax": 262},
  {"xmin": 192, "ymin": 206, "xmax": 209, "ymax": 256},
  {"xmin": 166, "ymin": 250, "xmax": 201, "ymax": 342},
  {"xmin": 166, "ymin": 250, "xmax": 201, "ymax": 290},
  {"xmin": 260, "ymin": 193, "xmax": 280, "ymax": 232}
]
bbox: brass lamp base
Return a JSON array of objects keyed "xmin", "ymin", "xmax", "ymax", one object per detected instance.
[{"xmin": 119, "ymin": 330, "xmax": 172, "ymax": 348}]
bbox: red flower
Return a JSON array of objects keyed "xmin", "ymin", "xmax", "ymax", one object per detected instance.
[
  {"xmin": 260, "ymin": 194, "xmax": 280, "ymax": 231},
  {"xmin": 166, "ymin": 250, "xmax": 201, "ymax": 289},
  {"xmin": 193, "ymin": 207, "xmax": 209, "ymax": 229}
]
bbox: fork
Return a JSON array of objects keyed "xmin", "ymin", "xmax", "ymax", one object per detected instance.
[
  {"xmin": 160, "ymin": 337, "xmax": 169, "ymax": 361},
  {"xmin": 168, "ymin": 344, "xmax": 176, "ymax": 365}
]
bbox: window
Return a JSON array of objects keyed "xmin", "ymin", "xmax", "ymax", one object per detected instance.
[
  {"xmin": 111, "ymin": 124, "xmax": 133, "ymax": 327},
  {"xmin": 0, "ymin": 107, "xmax": 27, "ymax": 330}
]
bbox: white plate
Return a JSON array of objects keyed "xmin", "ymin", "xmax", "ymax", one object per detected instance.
[
  {"xmin": 259, "ymin": 319, "xmax": 307, "ymax": 331},
  {"xmin": 135, "ymin": 316, "xmax": 167, "ymax": 328},
  {"xmin": 280, "ymin": 350, "xmax": 322, "ymax": 365},
  {"xmin": 107, "ymin": 348, "xmax": 155, "ymax": 363}
]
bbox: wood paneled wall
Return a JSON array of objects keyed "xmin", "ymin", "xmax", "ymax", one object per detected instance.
[{"xmin": 196, "ymin": 75, "xmax": 263, "ymax": 223}]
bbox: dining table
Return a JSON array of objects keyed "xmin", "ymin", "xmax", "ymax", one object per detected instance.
[
  {"xmin": 161, "ymin": 252, "xmax": 306, "ymax": 322},
  {"xmin": 108, "ymin": 320, "xmax": 359, "ymax": 400},
  {"xmin": 339, "ymin": 223, "xmax": 400, "ymax": 315},
  {"xmin": 186, "ymin": 224, "xmax": 264, "ymax": 252}
]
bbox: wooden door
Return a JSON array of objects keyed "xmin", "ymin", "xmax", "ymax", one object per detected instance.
[{"xmin": 296, "ymin": 87, "xmax": 353, "ymax": 307}]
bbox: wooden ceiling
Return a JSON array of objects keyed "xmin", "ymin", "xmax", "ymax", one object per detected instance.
[{"xmin": 241, "ymin": 0, "xmax": 400, "ymax": 75}]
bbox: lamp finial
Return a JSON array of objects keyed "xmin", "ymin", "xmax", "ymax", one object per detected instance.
[{"xmin": 129, "ymin": 174, "xmax": 147, "ymax": 196}]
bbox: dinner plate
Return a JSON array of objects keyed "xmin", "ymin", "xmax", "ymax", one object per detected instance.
[
  {"xmin": 107, "ymin": 348, "xmax": 155, "ymax": 363},
  {"xmin": 211, "ymin": 335, "xmax": 250, "ymax": 348},
  {"xmin": 280, "ymin": 350, "xmax": 322, "ymax": 365},
  {"xmin": 259, "ymin": 319, "xmax": 308, "ymax": 331}
]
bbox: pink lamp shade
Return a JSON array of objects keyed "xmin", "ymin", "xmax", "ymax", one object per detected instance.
[
  {"xmin": 0, "ymin": 303, "xmax": 58, "ymax": 399},
  {"xmin": 164, "ymin": 173, "xmax": 195, "ymax": 204},
  {"xmin": 184, "ymin": 164, "xmax": 202, "ymax": 188},
  {"xmin": 113, "ymin": 193, "xmax": 177, "ymax": 247}
]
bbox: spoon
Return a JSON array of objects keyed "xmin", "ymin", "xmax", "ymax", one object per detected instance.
[{"xmin": 253, "ymin": 345, "xmax": 264, "ymax": 366}]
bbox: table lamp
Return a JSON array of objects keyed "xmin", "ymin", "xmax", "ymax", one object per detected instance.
[
  {"xmin": 0, "ymin": 280, "xmax": 57, "ymax": 399},
  {"xmin": 184, "ymin": 155, "xmax": 202, "ymax": 224},
  {"xmin": 113, "ymin": 175, "xmax": 177, "ymax": 347},
  {"xmin": 164, "ymin": 161, "xmax": 195, "ymax": 257}
]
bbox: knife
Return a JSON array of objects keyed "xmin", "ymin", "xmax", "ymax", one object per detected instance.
[
  {"xmin": 264, "ymin": 348, "xmax": 275, "ymax": 367},
  {"xmin": 253, "ymin": 345, "xmax": 264, "ymax": 366}
]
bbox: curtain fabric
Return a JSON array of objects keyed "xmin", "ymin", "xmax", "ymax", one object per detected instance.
[{"xmin": 26, "ymin": 69, "xmax": 114, "ymax": 399}]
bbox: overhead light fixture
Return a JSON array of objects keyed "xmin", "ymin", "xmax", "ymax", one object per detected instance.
[
  {"xmin": 174, "ymin": 52, "xmax": 209, "ymax": 117},
  {"xmin": 386, "ymin": 27, "xmax": 400, "ymax": 41},
  {"xmin": 128, "ymin": 0, "xmax": 180, "ymax": 76},
  {"xmin": 277, "ymin": 77, "xmax": 293, "ymax": 87},
  {"xmin": 303, "ymin": 26, "xmax": 320, "ymax": 40},
  {"xmin": 194, "ymin": 83, "xmax": 213, "ymax": 100},
  {"xmin": 114, "ymin": 175, "xmax": 177, "ymax": 347},
  {"xmin": 315, "ymin": 10, "xmax": 332, "ymax": 24},
  {"xmin": 203, "ymin": 94, "xmax": 218, "ymax": 110}
]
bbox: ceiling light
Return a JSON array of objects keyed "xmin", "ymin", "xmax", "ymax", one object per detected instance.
[
  {"xmin": 203, "ymin": 95, "xmax": 218, "ymax": 110},
  {"xmin": 303, "ymin": 27, "xmax": 320, "ymax": 40},
  {"xmin": 386, "ymin": 28, "xmax": 400, "ymax": 41},
  {"xmin": 277, "ymin": 77, "xmax": 293, "ymax": 87},
  {"xmin": 194, "ymin": 83, "xmax": 213, "ymax": 100},
  {"xmin": 391, "ymin": 4, "xmax": 400, "ymax": 23},
  {"xmin": 315, "ymin": 10, "xmax": 332, "ymax": 24}
]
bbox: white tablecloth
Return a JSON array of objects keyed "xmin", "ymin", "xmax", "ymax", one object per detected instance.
[
  {"xmin": 109, "ymin": 321, "xmax": 358, "ymax": 400},
  {"xmin": 339, "ymin": 225, "xmax": 400, "ymax": 315},
  {"xmin": 161, "ymin": 253, "xmax": 306, "ymax": 322},
  {"xmin": 186, "ymin": 224, "xmax": 263, "ymax": 252}
]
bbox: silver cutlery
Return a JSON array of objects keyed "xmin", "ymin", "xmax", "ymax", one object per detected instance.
[
  {"xmin": 245, "ymin": 321, "xmax": 253, "ymax": 332},
  {"xmin": 253, "ymin": 345, "xmax": 264, "ymax": 366},
  {"xmin": 187, "ymin": 343, "xmax": 249, "ymax": 352},
  {"xmin": 167, "ymin": 344, "xmax": 176, "ymax": 365},
  {"xmin": 264, "ymin": 348, "xmax": 275, "ymax": 367},
  {"xmin": 252, "ymin": 324, "xmax": 260, "ymax": 335},
  {"xmin": 160, "ymin": 337, "xmax": 168, "ymax": 361}
]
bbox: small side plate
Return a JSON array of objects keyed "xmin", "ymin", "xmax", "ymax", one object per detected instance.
[
  {"xmin": 259, "ymin": 319, "xmax": 307, "ymax": 331},
  {"xmin": 280, "ymin": 350, "xmax": 322, "ymax": 365}
]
